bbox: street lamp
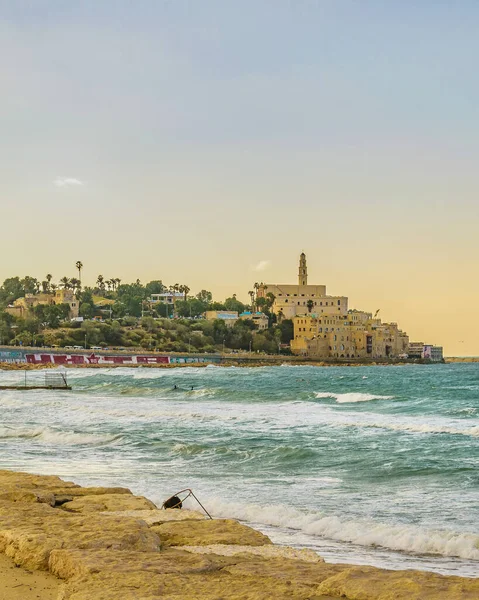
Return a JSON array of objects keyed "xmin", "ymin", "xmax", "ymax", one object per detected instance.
[
  {"xmin": 189, "ymin": 336, "xmax": 192, "ymax": 354},
  {"xmin": 222, "ymin": 338, "xmax": 225, "ymax": 354},
  {"xmin": 249, "ymin": 340, "xmax": 252, "ymax": 353}
]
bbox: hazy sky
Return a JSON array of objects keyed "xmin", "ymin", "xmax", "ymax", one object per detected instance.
[{"xmin": 1, "ymin": 1, "xmax": 478, "ymax": 355}]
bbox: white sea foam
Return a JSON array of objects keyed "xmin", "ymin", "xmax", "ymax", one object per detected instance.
[
  {"xmin": 206, "ymin": 498, "xmax": 479, "ymax": 561},
  {"xmin": 0, "ymin": 426, "xmax": 121, "ymax": 446},
  {"xmin": 362, "ymin": 421, "xmax": 479, "ymax": 437},
  {"xmin": 315, "ymin": 392, "xmax": 394, "ymax": 403}
]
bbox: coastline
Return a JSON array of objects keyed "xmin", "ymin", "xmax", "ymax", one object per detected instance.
[
  {"xmin": 0, "ymin": 469, "xmax": 477, "ymax": 599},
  {"xmin": 0, "ymin": 357, "xmax": 446, "ymax": 371}
]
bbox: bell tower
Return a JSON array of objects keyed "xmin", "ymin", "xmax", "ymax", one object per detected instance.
[{"xmin": 298, "ymin": 252, "xmax": 308, "ymax": 286}]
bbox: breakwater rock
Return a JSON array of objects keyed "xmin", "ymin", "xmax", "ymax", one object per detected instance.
[{"xmin": 0, "ymin": 469, "xmax": 478, "ymax": 599}]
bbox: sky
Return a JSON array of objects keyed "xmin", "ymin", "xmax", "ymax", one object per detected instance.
[{"xmin": 1, "ymin": 1, "xmax": 478, "ymax": 356}]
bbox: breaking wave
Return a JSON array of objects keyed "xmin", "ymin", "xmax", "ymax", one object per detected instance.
[
  {"xmin": 330, "ymin": 417, "xmax": 479, "ymax": 438},
  {"xmin": 206, "ymin": 498, "xmax": 479, "ymax": 561},
  {"xmin": 0, "ymin": 426, "xmax": 121, "ymax": 446},
  {"xmin": 315, "ymin": 392, "xmax": 394, "ymax": 403}
]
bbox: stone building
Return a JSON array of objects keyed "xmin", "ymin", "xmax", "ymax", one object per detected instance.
[
  {"xmin": 5, "ymin": 290, "xmax": 79, "ymax": 319},
  {"xmin": 290, "ymin": 312, "xmax": 409, "ymax": 359},
  {"xmin": 255, "ymin": 253, "xmax": 347, "ymax": 320},
  {"xmin": 260, "ymin": 253, "xmax": 410, "ymax": 359}
]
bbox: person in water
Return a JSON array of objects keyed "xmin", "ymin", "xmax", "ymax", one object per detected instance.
[{"xmin": 173, "ymin": 385, "xmax": 177, "ymax": 390}]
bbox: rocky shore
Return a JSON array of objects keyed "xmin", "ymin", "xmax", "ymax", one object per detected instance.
[{"xmin": 0, "ymin": 470, "xmax": 477, "ymax": 599}]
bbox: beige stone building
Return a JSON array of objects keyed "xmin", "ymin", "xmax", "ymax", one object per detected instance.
[
  {"xmin": 259, "ymin": 253, "xmax": 410, "ymax": 359},
  {"xmin": 204, "ymin": 310, "xmax": 239, "ymax": 327},
  {"xmin": 239, "ymin": 311, "xmax": 269, "ymax": 330},
  {"xmin": 256, "ymin": 253, "xmax": 347, "ymax": 320},
  {"xmin": 5, "ymin": 290, "xmax": 79, "ymax": 319},
  {"xmin": 290, "ymin": 312, "xmax": 409, "ymax": 359}
]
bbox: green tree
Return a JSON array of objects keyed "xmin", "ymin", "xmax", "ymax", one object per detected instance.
[
  {"xmin": 279, "ymin": 319, "xmax": 294, "ymax": 344},
  {"xmin": 20, "ymin": 276, "xmax": 40, "ymax": 295},
  {"xmin": 175, "ymin": 298, "xmax": 207, "ymax": 318},
  {"xmin": 196, "ymin": 290, "xmax": 212, "ymax": 304},
  {"xmin": 224, "ymin": 294, "xmax": 246, "ymax": 314},
  {"xmin": 0, "ymin": 277, "xmax": 24, "ymax": 307}
]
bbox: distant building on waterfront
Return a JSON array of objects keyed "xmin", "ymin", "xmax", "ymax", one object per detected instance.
[
  {"xmin": 291, "ymin": 313, "xmax": 409, "ymax": 359},
  {"xmin": 5, "ymin": 290, "xmax": 79, "ymax": 319},
  {"xmin": 259, "ymin": 253, "xmax": 412, "ymax": 359},
  {"xmin": 409, "ymin": 342, "xmax": 444, "ymax": 362}
]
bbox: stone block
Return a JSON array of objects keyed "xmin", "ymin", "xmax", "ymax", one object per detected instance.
[
  {"xmin": 58, "ymin": 570, "xmax": 331, "ymax": 600},
  {"xmin": 182, "ymin": 543, "xmax": 323, "ymax": 563},
  {"xmin": 316, "ymin": 565, "xmax": 479, "ymax": 600},
  {"xmin": 49, "ymin": 548, "xmax": 214, "ymax": 580},
  {"xmin": 62, "ymin": 493, "xmax": 157, "ymax": 513},
  {"xmin": 103, "ymin": 509, "xmax": 206, "ymax": 525},
  {"xmin": 151, "ymin": 519, "xmax": 272, "ymax": 547},
  {"xmin": 0, "ymin": 511, "xmax": 160, "ymax": 570}
]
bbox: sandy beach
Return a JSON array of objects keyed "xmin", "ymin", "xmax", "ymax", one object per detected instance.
[
  {"xmin": 0, "ymin": 468, "xmax": 477, "ymax": 599},
  {"xmin": 0, "ymin": 553, "xmax": 59, "ymax": 600}
]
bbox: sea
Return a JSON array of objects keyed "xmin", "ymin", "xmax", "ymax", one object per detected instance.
[{"xmin": 1, "ymin": 363, "xmax": 478, "ymax": 577}]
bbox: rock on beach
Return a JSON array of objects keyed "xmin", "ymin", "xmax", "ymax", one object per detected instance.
[{"xmin": 0, "ymin": 469, "xmax": 478, "ymax": 599}]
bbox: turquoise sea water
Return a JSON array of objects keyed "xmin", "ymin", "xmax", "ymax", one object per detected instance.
[{"xmin": 1, "ymin": 364, "xmax": 478, "ymax": 577}]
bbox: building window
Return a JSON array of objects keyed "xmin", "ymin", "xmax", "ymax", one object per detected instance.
[{"xmin": 338, "ymin": 300, "xmax": 341, "ymax": 305}]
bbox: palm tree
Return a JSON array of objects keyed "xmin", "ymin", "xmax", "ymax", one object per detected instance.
[
  {"xmin": 182, "ymin": 285, "xmax": 190, "ymax": 302},
  {"xmin": 60, "ymin": 276, "xmax": 70, "ymax": 290},
  {"xmin": 75, "ymin": 261, "xmax": 83, "ymax": 283},
  {"xmin": 45, "ymin": 274, "xmax": 53, "ymax": 293},
  {"xmin": 70, "ymin": 278, "xmax": 81, "ymax": 293},
  {"xmin": 41, "ymin": 281, "xmax": 49, "ymax": 293},
  {"xmin": 172, "ymin": 283, "xmax": 180, "ymax": 315},
  {"xmin": 248, "ymin": 290, "xmax": 255, "ymax": 310},
  {"xmin": 51, "ymin": 283, "xmax": 58, "ymax": 292},
  {"xmin": 96, "ymin": 275, "xmax": 105, "ymax": 294},
  {"xmin": 307, "ymin": 299, "xmax": 314, "ymax": 313}
]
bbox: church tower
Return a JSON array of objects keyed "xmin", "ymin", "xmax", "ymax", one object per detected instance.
[{"xmin": 298, "ymin": 252, "xmax": 308, "ymax": 286}]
